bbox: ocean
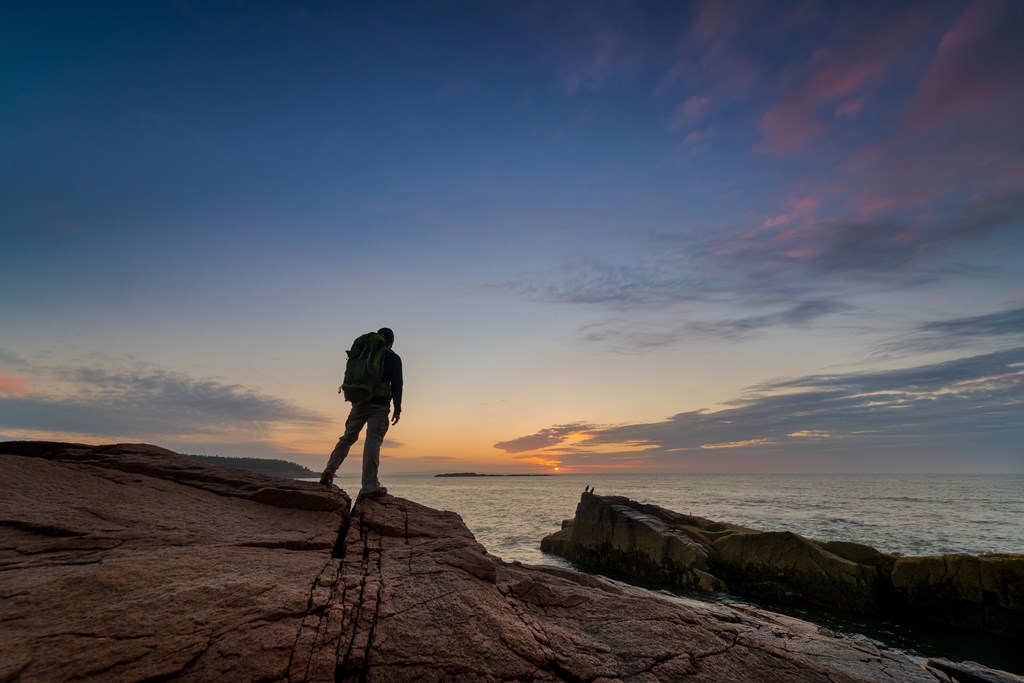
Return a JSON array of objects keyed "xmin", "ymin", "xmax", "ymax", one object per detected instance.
[{"xmin": 326, "ymin": 471, "xmax": 1024, "ymax": 673}]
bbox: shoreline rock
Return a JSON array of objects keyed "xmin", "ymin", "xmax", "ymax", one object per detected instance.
[
  {"xmin": 541, "ymin": 491, "xmax": 1024, "ymax": 641},
  {"xmin": 3, "ymin": 441, "xmax": 1019, "ymax": 681}
]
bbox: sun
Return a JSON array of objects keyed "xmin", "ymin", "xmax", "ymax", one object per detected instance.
[{"xmin": 553, "ymin": 467, "xmax": 560, "ymax": 472}]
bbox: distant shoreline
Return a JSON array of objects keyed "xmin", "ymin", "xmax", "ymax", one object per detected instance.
[
  {"xmin": 185, "ymin": 454, "xmax": 316, "ymax": 479},
  {"xmin": 434, "ymin": 472, "xmax": 554, "ymax": 478}
]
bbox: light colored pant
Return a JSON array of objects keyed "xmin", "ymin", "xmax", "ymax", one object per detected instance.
[{"xmin": 323, "ymin": 402, "xmax": 390, "ymax": 494}]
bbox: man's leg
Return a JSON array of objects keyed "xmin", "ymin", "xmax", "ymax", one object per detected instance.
[
  {"xmin": 320, "ymin": 406, "xmax": 369, "ymax": 484},
  {"xmin": 359, "ymin": 405, "xmax": 391, "ymax": 496}
]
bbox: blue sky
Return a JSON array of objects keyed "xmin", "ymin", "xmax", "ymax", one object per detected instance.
[{"xmin": 2, "ymin": 1, "xmax": 1022, "ymax": 473}]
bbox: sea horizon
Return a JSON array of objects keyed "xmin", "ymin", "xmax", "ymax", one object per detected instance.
[{"xmin": 323, "ymin": 471, "xmax": 1024, "ymax": 561}]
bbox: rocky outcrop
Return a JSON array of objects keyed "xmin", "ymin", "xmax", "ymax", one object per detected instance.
[
  {"xmin": 1, "ymin": 441, "xmax": 350, "ymax": 682},
  {"xmin": 891, "ymin": 553, "xmax": 1024, "ymax": 639},
  {"xmin": 541, "ymin": 492, "xmax": 1024, "ymax": 641},
  {"xmin": 2, "ymin": 442, "xmax": 1017, "ymax": 682}
]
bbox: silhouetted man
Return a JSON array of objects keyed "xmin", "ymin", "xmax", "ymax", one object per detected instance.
[{"xmin": 320, "ymin": 327, "xmax": 403, "ymax": 497}]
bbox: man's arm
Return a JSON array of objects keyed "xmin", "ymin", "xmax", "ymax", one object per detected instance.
[{"xmin": 389, "ymin": 352, "xmax": 403, "ymax": 425}]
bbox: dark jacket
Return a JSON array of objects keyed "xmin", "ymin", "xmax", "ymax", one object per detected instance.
[{"xmin": 371, "ymin": 348, "xmax": 403, "ymax": 413}]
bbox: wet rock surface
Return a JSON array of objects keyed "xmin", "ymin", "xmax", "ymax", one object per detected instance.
[
  {"xmin": 2, "ymin": 442, "xmax": 1015, "ymax": 681},
  {"xmin": 541, "ymin": 492, "xmax": 1024, "ymax": 641}
]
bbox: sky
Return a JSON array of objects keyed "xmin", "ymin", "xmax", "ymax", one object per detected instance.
[{"xmin": 2, "ymin": 1, "xmax": 1022, "ymax": 474}]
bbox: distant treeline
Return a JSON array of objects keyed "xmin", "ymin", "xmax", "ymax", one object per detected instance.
[{"xmin": 185, "ymin": 454, "xmax": 315, "ymax": 478}]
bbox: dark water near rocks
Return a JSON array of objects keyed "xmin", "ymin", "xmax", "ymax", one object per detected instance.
[{"xmin": 328, "ymin": 472, "xmax": 1024, "ymax": 674}]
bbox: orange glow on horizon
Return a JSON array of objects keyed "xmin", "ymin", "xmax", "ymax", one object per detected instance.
[{"xmin": 520, "ymin": 455, "xmax": 563, "ymax": 469}]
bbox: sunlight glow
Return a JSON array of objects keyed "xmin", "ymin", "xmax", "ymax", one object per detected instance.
[{"xmin": 699, "ymin": 438, "xmax": 774, "ymax": 450}]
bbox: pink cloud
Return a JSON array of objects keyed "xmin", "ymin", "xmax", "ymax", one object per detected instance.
[
  {"xmin": 690, "ymin": 0, "xmax": 750, "ymax": 51},
  {"xmin": 672, "ymin": 0, "xmax": 765, "ymax": 93},
  {"xmin": 835, "ymin": 97, "xmax": 865, "ymax": 118},
  {"xmin": 783, "ymin": 247, "xmax": 820, "ymax": 261},
  {"xmin": 844, "ymin": 126, "xmax": 1019, "ymax": 218},
  {"xmin": 759, "ymin": 54, "xmax": 887, "ymax": 154},
  {"xmin": 671, "ymin": 95, "xmax": 711, "ymax": 128},
  {"xmin": 759, "ymin": 105, "xmax": 825, "ymax": 156},
  {"xmin": 908, "ymin": 0, "xmax": 1024, "ymax": 133},
  {"xmin": 0, "ymin": 374, "xmax": 28, "ymax": 397},
  {"xmin": 758, "ymin": 5, "xmax": 938, "ymax": 155},
  {"xmin": 760, "ymin": 196, "xmax": 819, "ymax": 229},
  {"xmin": 799, "ymin": 3, "xmax": 1024, "ymax": 221}
]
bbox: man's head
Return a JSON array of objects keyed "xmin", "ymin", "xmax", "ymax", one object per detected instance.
[{"xmin": 377, "ymin": 327, "xmax": 395, "ymax": 348}]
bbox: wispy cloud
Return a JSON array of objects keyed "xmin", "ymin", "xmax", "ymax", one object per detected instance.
[
  {"xmin": 757, "ymin": 3, "xmax": 938, "ymax": 155},
  {"xmin": 578, "ymin": 298, "xmax": 856, "ymax": 352},
  {"xmin": 882, "ymin": 306, "xmax": 1024, "ymax": 355},
  {"xmin": 0, "ymin": 359, "xmax": 328, "ymax": 443},
  {"xmin": 523, "ymin": 3, "xmax": 649, "ymax": 95},
  {"xmin": 490, "ymin": 1, "xmax": 1024, "ymax": 354},
  {"xmin": 907, "ymin": 0, "xmax": 1024, "ymax": 134},
  {"xmin": 494, "ymin": 346, "xmax": 1024, "ymax": 471},
  {"xmin": 715, "ymin": 192, "xmax": 1024, "ymax": 280},
  {"xmin": 488, "ymin": 259, "xmax": 713, "ymax": 307}
]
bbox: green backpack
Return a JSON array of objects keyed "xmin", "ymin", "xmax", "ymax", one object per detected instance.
[{"xmin": 339, "ymin": 332, "xmax": 393, "ymax": 403}]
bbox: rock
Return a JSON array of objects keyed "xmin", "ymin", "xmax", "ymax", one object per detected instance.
[
  {"xmin": 0, "ymin": 441, "xmax": 1006, "ymax": 681},
  {"xmin": 541, "ymin": 491, "xmax": 1024, "ymax": 640},
  {"xmin": 925, "ymin": 658, "xmax": 1024, "ymax": 683},
  {"xmin": 0, "ymin": 441, "xmax": 350, "ymax": 682},
  {"xmin": 540, "ymin": 497, "xmax": 727, "ymax": 592},
  {"xmin": 892, "ymin": 554, "xmax": 1024, "ymax": 639}
]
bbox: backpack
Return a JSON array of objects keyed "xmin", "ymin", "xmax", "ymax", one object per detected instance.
[{"xmin": 339, "ymin": 332, "xmax": 393, "ymax": 403}]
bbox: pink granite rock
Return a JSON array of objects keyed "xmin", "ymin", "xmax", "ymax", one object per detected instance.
[{"xmin": 2, "ymin": 442, "xmax": 1007, "ymax": 682}]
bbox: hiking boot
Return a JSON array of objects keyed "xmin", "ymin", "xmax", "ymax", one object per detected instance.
[
  {"xmin": 319, "ymin": 472, "xmax": 334, "ymax": 486},
  {"xmin": 360, "ymin": 486, "xmax": 387, "ymax": 498}
]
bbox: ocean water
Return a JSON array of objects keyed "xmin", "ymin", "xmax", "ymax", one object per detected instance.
[
  {"xmin": 356, "ymin": 473, "xmax": 1024, "ymax": 565},
  {"xmin": 327, "ymin": 472, "xmax": 1024, "ymax": 673}
]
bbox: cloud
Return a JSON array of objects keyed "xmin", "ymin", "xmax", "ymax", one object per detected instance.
[
  {"xmin": 750, "ymin": 346, "xmax": 1023, "ymax": 397},
  {"xmin": 494, "ymin": 346, "xmax": 1024, "ymax": 471},
  {"xmin": 493, "ymin": 422, "xmax": 599, "ymax": 454},
  {"xmin": 885, "ymin": 306, "xmax": 1024, "ymax": 354},
  {"xmin": 670, "ymin": 96, "xmax": 712, "ymax": 128},
  {"xmin": 933, "ymin": 306, "xmax": 1024, "ymax": 338},
  {"xmin": 0, "ymin": 349, "xmax": 27, "ymax": 366},
  {"xmin": 0, "ymin": 374, "xmax": 29, "ymax": 397},
  {"xmin": 579, "ymin": 298, "xmax": 855, "ymax": 351},
  {"xmin": 690, "ymin": 299, "xmax": 856, "ymax": 337},
  {"xmin": 483, "ymin": 2, "xmax": 1024, "ymax": 358},
  {"xmin": 678, "ymin": 0, "xmax": 770, "ymax": 90},
  {"xmin": 757, "ymin": 4, "xmax": 940, "ymax": 155},
  {"xmin": 0, "ymin": 364, "xmax": 328, "ymax": 441},
  {"xmin": 907, "ymin": 0, "xmax": 1024, "ymax": 134},
  {"xmin": 524, "ymin": 3, "xmax": 648, "ymax": 95},
  {"xmin": 491, "ymin": 183, "xmax": 1023, "ymax": 337},
  {"xmin": 487, "ymin": 259, "xmax": 715, "ymax": 307}
]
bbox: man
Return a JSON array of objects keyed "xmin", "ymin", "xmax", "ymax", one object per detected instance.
[{"xmin": 319, "ymin": 327, "xmax": 403, "ymax": 497}]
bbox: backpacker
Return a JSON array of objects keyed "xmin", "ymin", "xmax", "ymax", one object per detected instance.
[{"xmin": 339, "ymin": 332, "xmax": 393, "ymax": 403}]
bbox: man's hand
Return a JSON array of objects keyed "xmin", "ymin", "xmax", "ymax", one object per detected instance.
[{"xmin": 391, "ymin": 411, "xmax": 402, "ymax": 426}]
